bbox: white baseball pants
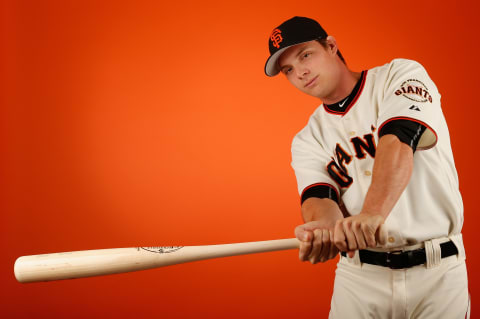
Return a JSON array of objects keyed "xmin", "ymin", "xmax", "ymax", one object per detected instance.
[{"xmin": 329, "ymin": 234, "xmax": 470, "ymax": 318}]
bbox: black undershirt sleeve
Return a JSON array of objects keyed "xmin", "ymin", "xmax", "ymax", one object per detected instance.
[
  {"xmin": 301, "ymin": 184, "xmax": 339, "ymax": 205},
  {"xmin": 378, "ymin": 119, "xmax": 427, "ymax": 152}
]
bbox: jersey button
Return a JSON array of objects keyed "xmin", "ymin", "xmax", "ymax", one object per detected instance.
[
  {"xmin": 364, "ymin": 170, "xmax": 372, "ymax": 176},
  {"xmin": 349, "ymin": 131, "xmax": 356, "ymax": 136},
  {"xmin": 388, "ymin": 237, "xmax": 395, "ymax": 243}
]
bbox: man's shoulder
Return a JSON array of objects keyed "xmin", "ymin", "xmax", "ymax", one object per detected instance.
[
  {"xmin": 369, "ymin": 58, "xmax": 425, "ymax": 75},
  {"xmin": 366, "ymin": 58, "xmax": 432, "ymax": 90}
]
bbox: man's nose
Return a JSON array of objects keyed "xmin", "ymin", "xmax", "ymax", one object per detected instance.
[{"xmin": 296, "ymin": 67, "xmax": 309, "ymax": 79}]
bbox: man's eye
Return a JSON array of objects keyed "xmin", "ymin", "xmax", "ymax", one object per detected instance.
[
  {"xmin": 283, "ymin": 68, "xmax": 292, "ymax": 74},
  {"xmin": 303, "ymin": 52, "xmax": 311, "ymax": 59}
]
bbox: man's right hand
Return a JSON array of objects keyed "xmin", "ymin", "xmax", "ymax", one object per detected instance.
[{"xmin": 295, "ymin": 221, "xmax": 339, "ymax": 264}]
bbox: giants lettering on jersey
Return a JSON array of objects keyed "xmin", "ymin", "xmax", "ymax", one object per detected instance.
[
  {"xmin": 394, "ymin": 79, "xmax": 433, "ymax": 103},
  {"xmin": 327, "ymin": 132, "xmax": 376, "ymax": 188}
]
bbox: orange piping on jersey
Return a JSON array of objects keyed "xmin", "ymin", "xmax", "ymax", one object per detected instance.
[
  {"xmin": 342, "ymin": 70, "xmax": 368, "ymax": 116},
  {"xmin": 300, "ymin": 182, "xmax": 340, "ymax": 201},
  {"xmin": 377, "ymin": 116, "xmax": 438, "ymax": 150},
  {"xmin": 322, "ymin": 70, "xmax": 368, "ymax": 116}
]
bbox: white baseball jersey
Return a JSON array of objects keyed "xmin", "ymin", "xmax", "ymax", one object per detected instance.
[{"xmin": 291, "ymin": 58, "xmax": 464, "ymax": 248}]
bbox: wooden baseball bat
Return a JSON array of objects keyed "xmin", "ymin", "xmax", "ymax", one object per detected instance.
[
  {"xmin": 14, "ymin": 238, "xmax": 301, "ymax": 283},
  {"xmin": 15, "ymin": 225, "xmax": 388, "ymax": 283}
]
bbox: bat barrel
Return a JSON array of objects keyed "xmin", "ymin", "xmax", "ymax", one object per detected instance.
[
  {"xmin": 14, "ymin": 238, "xmax": 300, "ymax": 283},
  {"xmin": 14, "ymin": 248, "xmax": 152, "ymax": 283}
]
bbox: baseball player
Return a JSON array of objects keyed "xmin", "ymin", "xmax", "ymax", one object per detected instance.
[{"xmin": 265, "ymin": 17, "xmax": 470, "ymax": 318}]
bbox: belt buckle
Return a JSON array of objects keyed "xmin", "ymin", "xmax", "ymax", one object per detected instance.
[{"xmin": 385, "ymin": 250, "xmax": 405, "ymax": 269}]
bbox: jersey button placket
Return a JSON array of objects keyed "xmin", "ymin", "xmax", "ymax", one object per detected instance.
[{"xmin": 341, "ymin": 117, "xmax": 371, "ymax": 193}]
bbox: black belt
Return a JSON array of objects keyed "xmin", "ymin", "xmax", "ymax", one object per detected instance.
[{"xmin": 340, "ymin": 241, "xmax": 458, "ymax": 269}]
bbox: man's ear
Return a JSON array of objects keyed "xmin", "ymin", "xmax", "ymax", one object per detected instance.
[{"xmin": 325, "ymin": 36, "xmax": 339, "ymax": 56}]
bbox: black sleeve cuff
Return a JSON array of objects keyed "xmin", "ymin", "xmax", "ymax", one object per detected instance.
[
  {"xmin": 301, "ymin": 184, "xmax": 339, "ymax": 205},
  {"xmin": 378, "ymin": 119, "xmax": 427, "ymax": 152}
]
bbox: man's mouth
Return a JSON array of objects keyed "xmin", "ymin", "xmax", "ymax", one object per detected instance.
[{"xmin": 304, "ymin": 76, "xmax": 318, "ymax": 88}]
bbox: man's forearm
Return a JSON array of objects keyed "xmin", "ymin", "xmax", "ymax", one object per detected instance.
[
  {"xmin": 302, "ymin": 197, "xmax": 344, "ymax": 227},
  {"xmin": 361, "ymin": 134, "xmax": 414, "ymax": 218}
]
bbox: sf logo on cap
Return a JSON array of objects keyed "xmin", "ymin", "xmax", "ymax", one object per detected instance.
[{"xmin": 270, "ymin": 28, "xmax": 283, "ymax": 48}]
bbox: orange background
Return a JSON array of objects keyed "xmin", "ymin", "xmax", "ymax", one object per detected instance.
[{"xmin": 1, "ymin": 1, "xmax": 479, "ymax": 318}]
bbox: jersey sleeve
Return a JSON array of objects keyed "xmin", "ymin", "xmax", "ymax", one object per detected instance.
[
  {"xmin": 378, "ymin": 119, "xmax": 427, "ymax": 152},
  {"xmin": 377, "ymin": 59, "xmax": 441, "ymax": 150},
  {"xmin": 291, "ymin": 116, "xmax": 340, "ymax": 204}
]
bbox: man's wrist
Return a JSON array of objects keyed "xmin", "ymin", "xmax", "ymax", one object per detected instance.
[{"xmin": 359, "ymin": 209, "xmax": 386, "ymax": 219}]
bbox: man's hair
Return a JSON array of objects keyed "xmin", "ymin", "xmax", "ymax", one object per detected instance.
[{"xmin": 317, "ymin": 38, "xmax": 346, "ymax": 65}]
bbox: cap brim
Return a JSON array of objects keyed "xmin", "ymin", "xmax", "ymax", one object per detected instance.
[{"xmin": 264, "ymin": 46, "xmax": 290, "ymax": 77}]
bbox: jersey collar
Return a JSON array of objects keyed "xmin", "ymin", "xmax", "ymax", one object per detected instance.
[{"xmin": 323, "ymin": 70, "xmax": 367, "ymax": 116}]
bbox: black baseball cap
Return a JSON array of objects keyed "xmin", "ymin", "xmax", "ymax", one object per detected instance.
[{"xmin": 264, "ymin": 16, "xmax": 328, "ymax": 77}]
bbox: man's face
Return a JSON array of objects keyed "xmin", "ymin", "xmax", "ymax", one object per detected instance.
[{"xmin": 277, "ymin": 40, "xmax": 340, "ymax": 100}]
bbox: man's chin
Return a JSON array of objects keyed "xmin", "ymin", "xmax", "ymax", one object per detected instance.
[{"xmin": 302, "ymin": 89, "xmax": 323, "ymax": 100}]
